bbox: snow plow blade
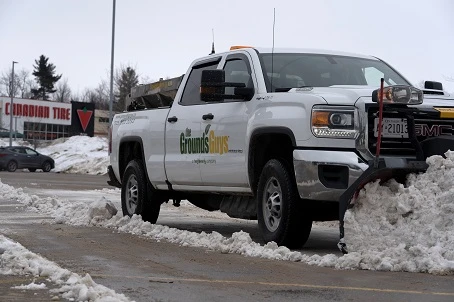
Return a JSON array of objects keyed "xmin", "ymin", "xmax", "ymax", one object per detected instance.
[{"xmin": 339, "ymin": 158, "xmax": 428, "ymax": 222}]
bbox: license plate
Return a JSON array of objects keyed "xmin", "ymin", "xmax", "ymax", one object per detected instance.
[{"xmin": 374, "ymin": 118, "xmax": 408, "ymax": 138}]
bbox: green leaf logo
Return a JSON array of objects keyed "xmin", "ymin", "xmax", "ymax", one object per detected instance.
[{"xmin": 205, "ymin": 124, "xmax": 211, "ymax": 135}]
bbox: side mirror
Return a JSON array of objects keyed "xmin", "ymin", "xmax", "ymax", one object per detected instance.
[
  {"xmin": 200, "ymin": 70, "xmax": 226, "ymax": 102},
  {"xmin": 200, "ymin": 70, "xmax": 254, "ymax": 102}
]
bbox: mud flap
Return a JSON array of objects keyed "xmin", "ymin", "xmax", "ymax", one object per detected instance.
[{"xmin": 337, "ymin": 158, "xmax": 428, "ymax": 254}]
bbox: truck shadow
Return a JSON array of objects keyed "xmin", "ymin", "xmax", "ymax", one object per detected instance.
[{"xmin": 156, "ymin": 216, "xmax": 341, "ymax": 256}]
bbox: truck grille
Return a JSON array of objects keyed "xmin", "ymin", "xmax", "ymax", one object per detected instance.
[{"xmin": 367, "ymin": 106, "xmax": 454, "ymax": 156}]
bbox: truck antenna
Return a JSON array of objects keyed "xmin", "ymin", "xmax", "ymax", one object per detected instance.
[
  {"xmin": 210, "ymin": 28, "xmax": 215, "ymax": 55},
  {"xmin": 270, "ymin": 8, "xmax": 276, "ymax": 91}
]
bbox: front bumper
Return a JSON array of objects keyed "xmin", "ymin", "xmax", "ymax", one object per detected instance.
[{"xmin": 293, "ymin": 150, "xmax": 368, "ymax": 201}]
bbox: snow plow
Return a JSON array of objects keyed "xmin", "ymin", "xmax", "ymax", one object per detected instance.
[{"xmin": 338, "ymin": 79, "xmax": 454, "ymax": 254}]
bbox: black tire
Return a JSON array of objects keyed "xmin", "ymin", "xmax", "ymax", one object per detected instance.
[
  {"xmin": 257, "ymin": 159, "xmax": 312, "ymax": 249},
  {"xmin": 28, "ymin": 168, "xmax": 37, "ymax": 172},
  {"xmin": 7, "ymin": 161, "xmax": 17, "ymax": 172},
  {"xmin": 121, "ymin": 160, "xmax": 161, "ymax": 223},
  {"xmin": 42, "ymin": 161, "xmax": 52, "ymax": 172}
]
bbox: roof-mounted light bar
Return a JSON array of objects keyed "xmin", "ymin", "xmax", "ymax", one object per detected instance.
[{"xmin": 230, "ymin": 45, "xmax": 253, "ymax": 51}]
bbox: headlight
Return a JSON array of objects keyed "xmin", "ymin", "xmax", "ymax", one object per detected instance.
[{"xmin": 311, "ymin": 106, "xmax": 357, "ymax": 139}]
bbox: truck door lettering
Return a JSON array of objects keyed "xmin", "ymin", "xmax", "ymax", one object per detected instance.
[{"xmin": 180, "ymin": 127, "xmax": 228, "ymax": 155}]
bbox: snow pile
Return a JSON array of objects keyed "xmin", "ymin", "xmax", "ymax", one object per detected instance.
[
  {"xmin": 37, "ymin": 136, "xmax": 109, "ymax": 175},
  {"xmin": 341, "ymin": 152, "xmax": 454, "ymax": 274},
  {"xmin": 0, "ymin": 138, "xmax": 32, "ymax": 148},
  {"xmin": 0, "ymin": 235, "xmax": 132, "ymax": 301},
  {"xmin": 12, "ymin": 281, "xmax": 47, "ymax": 290},
  {"xmin": 0, "ymin": 184, "xmax": 117, "ymax": 226}
]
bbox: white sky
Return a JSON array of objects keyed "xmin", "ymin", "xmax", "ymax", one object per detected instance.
[{"xmin": 1, "ymin": 0, "xmax": 453, "ymax": 94}]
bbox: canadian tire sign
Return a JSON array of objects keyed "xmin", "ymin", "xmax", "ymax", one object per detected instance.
[{"xmin": 70, "ymin": 101, "xmax": 95, "ymax": 136}]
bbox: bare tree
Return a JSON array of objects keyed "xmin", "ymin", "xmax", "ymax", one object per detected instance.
[
  {"xmin": 0, "ymin": 68, "xmax": 36, "ymax": 99},
  {"xmin": 0, "ymin": 68, "xmax": 20, "ymax": 97},
  {"xmin": 54, "ymin": 78, "xmax": 72, "ymax": 102},
  {"xmin": 79, "ymin": 82, "xmax": 109, "ymax": 110},
  {"xmin": 17, "ymin": 69, "xmax": 32, "ymax": 98}
]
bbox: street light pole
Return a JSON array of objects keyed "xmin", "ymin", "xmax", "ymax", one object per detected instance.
[
  {"xmin": 109, "ymin": 0, "xmax": 116, "ymax": 126},
  {"xmin": 9, "ymin": 61, "xmax": 18, "ymax": 147}
]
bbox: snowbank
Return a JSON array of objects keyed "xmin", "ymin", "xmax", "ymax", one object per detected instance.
[
  {"xmin": 341, "ymin": 152, "xmax": 454, "ymax": 274},
  {"xmin": 0, "ymin": 235, "xmax": 132, "ymax": 301},
  {"xmin": 37, "ymin": 136, "xmax": 109, "ymax": 175}
]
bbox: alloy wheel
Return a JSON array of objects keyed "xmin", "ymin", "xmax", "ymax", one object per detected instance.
[{"xmin": 262, "ymin": 176, "xmax": 282, "ymax": 232}]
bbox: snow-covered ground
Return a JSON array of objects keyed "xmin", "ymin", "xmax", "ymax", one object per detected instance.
[{"xmin": 1, "ymin": 136, "xmax": 453, "ymax": 301}]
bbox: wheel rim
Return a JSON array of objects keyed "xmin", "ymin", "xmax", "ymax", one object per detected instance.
[
  {"xmin": 8, "ymin": 162, "xmax": 16, "ymax": 171},
  {"xmin": 125, "ymin": 174, "xmax": 138, "ymax": 214},
  {"xmin": 43, "ymin": 163, "xmax": 51, "ymax": 171},
  {"xmin": 262, "ymin": 176, "xmax": 282, "ymax": 232}
]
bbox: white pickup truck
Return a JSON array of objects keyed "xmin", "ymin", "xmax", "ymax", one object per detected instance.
[{"xmin": 108, "ymin": 46, "xmax": 454, "ymax": 250}]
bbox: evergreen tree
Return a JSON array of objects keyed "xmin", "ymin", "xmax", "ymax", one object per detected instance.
[
  {"xmin": 115, "ymin": 66, "xmax": 139, "ymax": 111},
  {"xmin": 31, "ymin": 55, "xmax": 62, "ymax": 100}
]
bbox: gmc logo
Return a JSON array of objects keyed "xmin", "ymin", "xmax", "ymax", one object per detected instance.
[{"xmin": 415, "ymin": 124, "xmax": 452, "ymax": 136}]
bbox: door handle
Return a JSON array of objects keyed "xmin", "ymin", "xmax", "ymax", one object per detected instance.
[
  {"xmin": 202, "ymin": 113, "xmax": 214, "ymax": 120},
  {"xmin": 167, "ymin": 116, "xmax": 178, "ymax": 123}
]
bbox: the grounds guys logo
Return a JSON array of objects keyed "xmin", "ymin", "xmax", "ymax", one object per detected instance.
[{"xmin": 180, "ymin": 124, "xmax": 229, "ymax": 155}]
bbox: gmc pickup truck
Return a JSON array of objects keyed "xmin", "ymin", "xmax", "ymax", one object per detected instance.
[{"xmin": 108, "ymin": 46, "xmax": 454, "ymax": 250}]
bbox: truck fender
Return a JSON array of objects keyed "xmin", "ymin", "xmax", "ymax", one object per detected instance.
[{"xmin": 248, "ymin": 127, "xmax": 296, "ymax": 194}]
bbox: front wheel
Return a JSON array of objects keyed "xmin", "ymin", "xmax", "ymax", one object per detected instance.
[
  {"xmin": 121, "ymin": 160, "xmax": 161, "ymax": 223},
  {"xmin": 257, "ymin": 159, "xmax": 312, "ymax": 249},
  {"xmin": 42, "ymin": 161, "xmax": 52, "ymax": 172}
]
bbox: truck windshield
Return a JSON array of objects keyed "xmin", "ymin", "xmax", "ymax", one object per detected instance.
[{"xmin": 259, "ymin": 53, "xmax": 410, "ymax": 92}]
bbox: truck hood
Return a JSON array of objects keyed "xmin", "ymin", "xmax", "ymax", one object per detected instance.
[
  {"xmin": 290, "ymin": 85, "xmax": 454, "ymax": 107},
  {"xmin": 291, "ymin": 85, "xmax": 376, "ymax": 105}
]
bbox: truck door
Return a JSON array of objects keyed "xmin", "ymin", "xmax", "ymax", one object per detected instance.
[
  {"xmin": 199, "ymin": 53, "xmax": 254, "ymax": 188},
  {"xmin": 164, "ymin": 57, "xmax": 221, "ymax": 187}
]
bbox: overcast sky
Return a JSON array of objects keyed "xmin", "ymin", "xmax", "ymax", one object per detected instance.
[{"xmin": 1, "ymin": 0, "xmax": 453, "ymax": 95}]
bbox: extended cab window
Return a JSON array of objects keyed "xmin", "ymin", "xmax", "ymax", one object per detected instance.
[{"xmin": 180, "ymin": 59, "xmax": 220, "ymax": 105}]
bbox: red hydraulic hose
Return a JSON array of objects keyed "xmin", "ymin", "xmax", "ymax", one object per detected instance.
[{"xmin": 375, "ymin": 78, "xmax": 385, "ymax": 166}]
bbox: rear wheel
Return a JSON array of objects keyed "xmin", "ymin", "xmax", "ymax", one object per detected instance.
[
  {"xmin": 28, "ymin": 168, "xmax": 36, "ymax": 172},
  {"xmin": 121, "ymin": 160, "xmax": 161, "ymax": 223},
  {"xmin": 7, "ymin": 161, "xmax": 17, "ymax": 172},
  {"xmin": 257, "ymin": 159, "xmax": 312, "ymax": 249},
  {"xmin": 42, "ymin": 161, "xmax": 52, "ymax": 172}
]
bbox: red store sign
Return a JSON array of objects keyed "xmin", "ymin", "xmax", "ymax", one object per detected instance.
[{"xmin": 5, "ymin": 102, "xmax": 70, "ymax": 120}]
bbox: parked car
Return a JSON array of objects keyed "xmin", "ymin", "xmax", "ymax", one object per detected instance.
[
  {"xmin": 0, "ymin": 127, "xmax": 24, "ymax": 138},
  {"xmin": 0, "ymin": 146, "xmax": 54, "ymax": 172}
]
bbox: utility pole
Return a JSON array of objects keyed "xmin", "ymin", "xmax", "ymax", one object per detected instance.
[
  {"xmin": 109, "ymin": 0, "xmax": 116, "ymax": 126},
  {"xmin": 9, "ymin": 61, "xmax": 18, "ymax": 147}
]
